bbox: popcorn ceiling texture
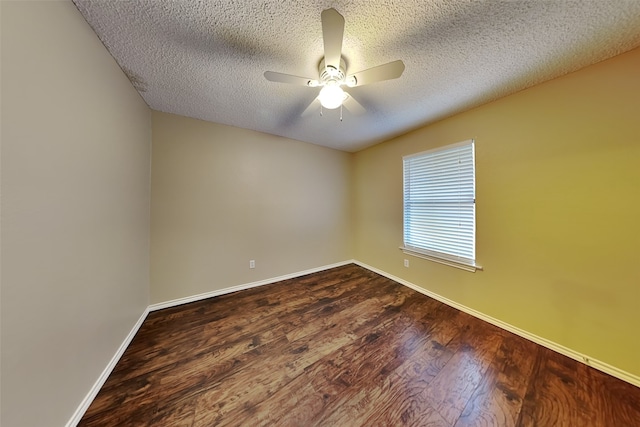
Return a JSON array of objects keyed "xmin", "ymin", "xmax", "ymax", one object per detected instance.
[{"xmin": 73, "ymin": 0, "xmax": 640, "ymax": 152}]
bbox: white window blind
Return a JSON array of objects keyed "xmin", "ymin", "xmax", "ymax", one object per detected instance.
[{"xmin": 402, "ymin": 140, "xmax": 476, "ymax": 269}]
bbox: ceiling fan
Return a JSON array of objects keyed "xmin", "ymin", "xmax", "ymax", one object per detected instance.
[{"xmin": 264, "ymin": 8, "xmax": 405, "ymax": 117}]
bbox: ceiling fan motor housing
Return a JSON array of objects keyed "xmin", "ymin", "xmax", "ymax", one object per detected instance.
[{"xmin": 319, "ymin": 58, "xmax": 347, "ymax": 85}]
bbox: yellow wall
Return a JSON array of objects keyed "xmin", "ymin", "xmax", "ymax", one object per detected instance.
[
  {"xmin": 353, "ymin": 47, "xmax": 640, "ymax": 377},
  {"xmin": 150, "ymin": 112, "xmax": 353, "ymax": 303},
  {"xmin": 1, "ymin": 2, "xmax": 151, "ymax": 427}
]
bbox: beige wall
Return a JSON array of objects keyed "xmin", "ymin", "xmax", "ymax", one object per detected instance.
[
  {"xmin": 353, "ymin": 47, "xmax": 640, "ymax": 377},
  {"xmin": 1, "ymin": 2, "xmax": 151, "ymax": 426},
  {"xmin": 150, "ymin": 112, "xmax": 352, "ymax": 303}
]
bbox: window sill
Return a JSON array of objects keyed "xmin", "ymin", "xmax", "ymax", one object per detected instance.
[{"xmin": 399, "ymin": 246, "xmax": 483, "ymax": 272}]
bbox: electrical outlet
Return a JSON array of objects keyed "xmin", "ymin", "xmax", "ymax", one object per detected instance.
[
  {"xmin": 404, "ymin": 259, "xmax": 409, "ymax": 268},
  {"xmin": 249, "ymin": 260, "xmax": 255, "ymax": 269}
]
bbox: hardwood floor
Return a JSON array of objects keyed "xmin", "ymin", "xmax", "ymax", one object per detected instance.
[{"xmin": 79, "ymin": 264, "xmax": 640, "ymax": 426}]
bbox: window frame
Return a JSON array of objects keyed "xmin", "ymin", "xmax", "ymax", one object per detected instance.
[{"xmin": 400, "ymin": 139, "xmax": 481, "ymax": 272}]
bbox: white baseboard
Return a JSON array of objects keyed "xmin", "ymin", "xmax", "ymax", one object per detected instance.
[
  {"xmin": 67, "ymin": 258, "xmax": 639, "ymax": 426},
  {"xmin": 67, "ymin": 260, "xmax": 353, "ymax": 426},
  {"xmin": 149, "ymin": 260, "xmax": 355, "ymax": 312},
  {"xmin": 66, "ymin": 307, "xmax": 150, "ymax": 427},
  {"xmin": 353, "ymin": 260, "xmax": 640, "ymax": 389}
]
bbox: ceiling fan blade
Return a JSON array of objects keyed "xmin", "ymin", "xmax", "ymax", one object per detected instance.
[
  {"xmin": 321, "ymin": 8, "xmax": 345, "ymax": 70},
  {"xmin": 301, "ymin": 97, "xmax": 320, "ymax": 117},
  {"xmin": 264, "ymin": 71, "xmax": 314, "ymax": 86},
  {"xmin": 347, "ymin": 60, "xmax": 405, "ymax": 86},
  {"xmin": 343, "ymin": 93, "xmax": 366, "ymax": 115}
]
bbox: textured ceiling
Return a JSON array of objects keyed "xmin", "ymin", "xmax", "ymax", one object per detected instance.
[{"xmin": 73, "ymin": 0, "xmax": 640, "ymax": 152}]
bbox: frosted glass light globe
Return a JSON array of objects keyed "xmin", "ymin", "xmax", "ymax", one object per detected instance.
[{"xmin": 318, "ymin": 84, "xmax": 345, "ymax": 109}]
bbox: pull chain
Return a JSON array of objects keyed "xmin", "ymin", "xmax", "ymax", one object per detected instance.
[{"xmin": 340, "ymin": 104, "xmax": 343, "ymax": 122}]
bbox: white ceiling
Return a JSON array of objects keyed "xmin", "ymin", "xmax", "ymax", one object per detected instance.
[{"xmin": 73, "ymin": 0, "xmax": 640, "ymax": 152}]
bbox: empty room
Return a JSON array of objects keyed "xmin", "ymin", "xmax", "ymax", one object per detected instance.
[{"xmin": 2, "ymin": 1, "xmax": 640, "ymax": 426}]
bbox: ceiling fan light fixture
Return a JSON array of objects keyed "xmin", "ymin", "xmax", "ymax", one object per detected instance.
[
  {"xmin": 318, "ymin": 84, "xmax": 345, "ymax": 109},
  {"xmin": 263, "ymin": 8, "xmax": 405, "ymax": 117}
]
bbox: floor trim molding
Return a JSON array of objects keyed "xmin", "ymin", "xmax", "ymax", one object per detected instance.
[
  {"xmin": 66, "ymin": 306, "xmax": 150, "ymax": 427},
  {"xmin": 68, "ymin": 260, "xmax": 353, "ymax": 426},
  {"xmin": 353, "ymin": 260, "xmax": 640, "ymax": 388},
  {"xmin": 68, "ymin": 259, "xmax": 639, "ymax": 426},
  {"xmin": 148, "ymin": 260, "xmax": 354, "ymax": 312}
]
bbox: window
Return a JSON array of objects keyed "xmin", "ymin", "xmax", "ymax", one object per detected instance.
[{"xmin": 401, "ymin": 140, "xmax": 479, "ymax": 272}]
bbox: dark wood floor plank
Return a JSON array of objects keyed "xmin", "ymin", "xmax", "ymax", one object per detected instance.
[
  {"xmin": 589, "ymin": 366, "xmax": 640, "ymax": 426},
  {"xmin": 282, "ymin": 276, "xmax": 398, "ymax": 342},
  {"xmin": 83, "ymin": 313, "xmax": 291, "ymax": 419},
  {"xmin": 87, "ymin": 266, "xmax": 371, "ymax": 419},
  {"xmin": 422, "ymin": 315, "xmax": 505, "ymax": 424},
  {"xmin": 189, "ymin": 274, "xmax": 399, "ymax": 425},
  {"xmin": 147, "ymin": 395, "xmax": 197, "ymax": 427},
  {"xmin": 191, "ymin": 325, "xmax": 357, "ymax": 425},
  {"xmin": 518, "ymin": 347, "xmax": 595, "ymax": 426},
  {"xmin": 79, "ymin": 264, "xmax": 640, "ymax": 427},
  {"xmin": 210, "ymin": 285, "xmax": 429, "ymax": 426},
  {"xmin": 311, "ymin": 300, "xmax": 465, "ymax": 425},
  {"xmin": 454, "ymin": 331, "xmax": 538, "ymax": 427},
  {"xmin": 362, "ymin": 370, "xmax": 450, "ymax": 427},
  {"xmin": 357, "ymin": 325, "xmax": 461, "ymax": 426}
]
